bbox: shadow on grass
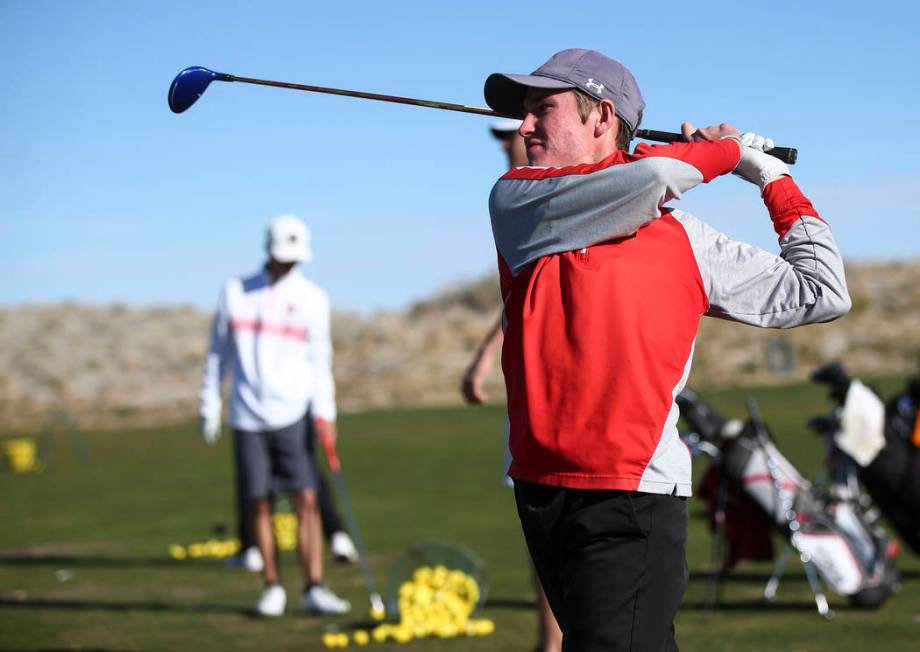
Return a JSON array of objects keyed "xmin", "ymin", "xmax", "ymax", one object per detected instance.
[
  {"xmin": 0, "ymin": 553, "xmax": 221, "ymax": 571},
  {"xmin": 681, "ymin": 599, "xmax": 857, "ymax": 613},
  {"xmin": 485, "ymin": 592, "xmax": 831, "ymax": 615},
  {"xmin": 688, "ymin": 569, "xmax": 808, "ymax": 584},
  {"xmin": 0, "ymin": 595, "xmax": 254, "ymax": 617},
  {"xmin": 1, "ymin": 649, "xmax": 139, "ymax": 652},
  {"xmin": 483, "ymin": 596, "xmax": 536, "ymax": 611}
]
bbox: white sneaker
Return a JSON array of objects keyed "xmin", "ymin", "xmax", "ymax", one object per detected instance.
[
  {"xmin": 227, "ymin": 546, "xmax": 264, "ymax": 573},
  {"xmin": 330, "ymin": 531, "xmax": 358, "ymax": 564},
  {"xmin": 256, "ymin": 584, "xmax": 286, "ymax": 617},
  {"xmin": 302, "ymin": 584, "xmax": 351, "ymax": 615}
]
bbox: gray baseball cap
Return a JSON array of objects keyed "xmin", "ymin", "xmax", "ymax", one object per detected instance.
[{"xmin": 484, "ymin": 48, "xmax": 645, "ymax": 133}]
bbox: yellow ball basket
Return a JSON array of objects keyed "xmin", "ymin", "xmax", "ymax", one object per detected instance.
[
  {"xmin": 385, "ymin": 541, "xmax": 489, "ymax": 618},
  {"xmin": 3, "ymin": 438, "xmax": 39, "ymax": 473}
]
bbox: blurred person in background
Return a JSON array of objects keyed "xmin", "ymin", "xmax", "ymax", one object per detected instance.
[
  {"xmin": 460, "ymin": 120, "xmax": 563, "ymax": 652},
  {"xmin": 199, "ymin": 215, "xmax": 351, "ymax": 617},
  {"xmin": 223, "ymin": 417, "xmax": 358, "ymax": 573}
]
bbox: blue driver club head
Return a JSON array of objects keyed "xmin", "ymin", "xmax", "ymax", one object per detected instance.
[{"xmin": 168, "ymin": 67, "xmax": 232, "ymax": 113}]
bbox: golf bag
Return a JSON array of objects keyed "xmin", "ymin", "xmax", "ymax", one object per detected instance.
[
  {"xmin": 811, "ymin": 362, "xmax": 920, "ymax": 554},
  {"xmin": 678, "ymin": 389, "xmax": 899, "ymax": 609}
]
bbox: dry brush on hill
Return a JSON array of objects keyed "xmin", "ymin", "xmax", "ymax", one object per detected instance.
[{"xmin": 1, "ymin": 262, "xmax": 918, "ymax": 430}]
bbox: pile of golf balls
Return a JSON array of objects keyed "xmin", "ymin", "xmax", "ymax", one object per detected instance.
[
  {"xmin": 168, "ymin": 539, "xmax": 240, "ymax": 560},
  {"xmin": 168, "ymin": 513, "xmax": 299, "ymax": 560},
  {"xmin": 322, "ymin": 565, "xmax": 495, "ymax": 648},
  {"xmin": 271, "ymin": 512, "xmax": 297, "ymax": 550}
]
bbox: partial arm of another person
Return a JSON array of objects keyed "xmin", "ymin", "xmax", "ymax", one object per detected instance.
[
  {"xmin": 461, "ymin": 318, "xmax": 504, "ymax": 405},
  {"xmin": 199, "ymin": 286, "xmax": 232, "ymax": 445}
]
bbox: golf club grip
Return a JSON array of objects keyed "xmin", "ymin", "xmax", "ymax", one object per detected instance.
[
  {"xmin": 635, "ymin": 129, "xmax": 797, "ymax": 165},
  {"xmin": 319, "ymin": 432, "xmax": 342, "ymax": 473}
]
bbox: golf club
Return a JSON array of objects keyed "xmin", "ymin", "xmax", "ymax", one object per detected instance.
[
  {"xmin": 317, "ymin": 430, "xmax": 386, "ymax": 617},
  {"xmin": 168, "ymin": 66, "xmax": 797, "ymax": 164}
]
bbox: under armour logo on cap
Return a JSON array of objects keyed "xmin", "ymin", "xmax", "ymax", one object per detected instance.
[{"xmin": 585, "ymin": 78, "xmax": 605, "ymax": 94}]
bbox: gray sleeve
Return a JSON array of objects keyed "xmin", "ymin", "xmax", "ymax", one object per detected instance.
[
  {"xmin": 490, "ymin": 157, "xmax": 704, "ymax": 275},
  {"xmin": 674, "ymin": 211, "xmax": 851, "ymax": 328}
]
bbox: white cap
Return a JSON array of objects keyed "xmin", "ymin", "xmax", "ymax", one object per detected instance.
[
  {"xmin": 266, "ymin": 214, "xmax": 311, "ymax": 263},
  {"xmin": 489, "ymin": 119, "xmax": 523, "ymax": 138}
]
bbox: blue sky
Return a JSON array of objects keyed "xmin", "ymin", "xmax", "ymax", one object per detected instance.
[{"xmin": 2, "ymin": 1, "xmax": 918, "ymax": 313}]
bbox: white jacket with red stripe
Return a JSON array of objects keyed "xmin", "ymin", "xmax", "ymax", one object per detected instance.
[
  {"xmin": 489, "ymin": 139, "xmax": 851, "ymax": 496},
  {"xmin": 199, "ymin": 268, "xmax": 336, "ymax": 431}
]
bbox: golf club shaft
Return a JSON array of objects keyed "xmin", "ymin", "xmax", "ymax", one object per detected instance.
[
  {"xmin": 328, "ymin": 471, "xmax": 384, "ymax": 609},
  {"xmin": 319, "ymin": 433, "xmax": 384, "ymax": 612},
  {"xmin": 226, "ymin": 75, "xmax": 797, "ymax": 164},
  {"xmin": 229, "ymin": 75, "xmax": 499, "ymax": 117}
]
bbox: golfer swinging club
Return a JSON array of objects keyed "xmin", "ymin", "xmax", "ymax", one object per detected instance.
[{"xmin": 483, "ymin": 49, "xmax": 850, "ymax": 650}]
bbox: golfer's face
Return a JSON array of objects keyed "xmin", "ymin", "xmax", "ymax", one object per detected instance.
[{"xmin": 521, "ymin": 89, "xmax": 595, "ymax": 167}]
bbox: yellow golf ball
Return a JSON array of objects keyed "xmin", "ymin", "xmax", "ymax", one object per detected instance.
[
  {"xmin": 168, "ymin": 544, "xmax": 186, "ymax": 560},
  {"xmin": 352, "ymin": 630, "xmax": 369, "ymax": 646},
  {"xmin": 472, "ymin": 618, "xmax": 495, "ymax": 635},
  {"xmin": 393, "ymin": 627, "xmax": 412, "ymax": 644}
]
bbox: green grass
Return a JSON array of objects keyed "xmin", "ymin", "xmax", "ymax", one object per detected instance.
[{"xmin": 1, "ymin": 378, "xmax": 919, "ymax": 651}]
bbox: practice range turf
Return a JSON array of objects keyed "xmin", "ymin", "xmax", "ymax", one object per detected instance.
[{"xmin": 2, "ymin": 378, "xmax": 919, "ymax": 651}]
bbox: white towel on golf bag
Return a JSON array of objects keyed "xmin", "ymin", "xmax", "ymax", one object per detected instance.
[{"xmin": 838, "ymin": 380, "xmax": 886, "ymax": 466}]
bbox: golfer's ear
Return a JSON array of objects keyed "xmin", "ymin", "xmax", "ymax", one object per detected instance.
[{"xmin": 595, "ymin": 99, "xmax": 617, "ymax": 137}]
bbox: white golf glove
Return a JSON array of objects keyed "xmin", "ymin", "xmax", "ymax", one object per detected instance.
[
  {"xmin": 739, "ymin": 131, "xmax": 774, "ymax": 152},
  {"xmin": 836, "ymin": 380, "xmax": 886, "ymax": 466},
  {"xmin": 200, "ymin": 412, "xmax": 221, "ymax": 446},
  {"xmin": 733, "ymin": 131, "xmax": 789, "ymax": 193}
]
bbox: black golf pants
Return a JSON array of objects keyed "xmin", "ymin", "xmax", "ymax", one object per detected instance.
[{"xmin": 515, "ymin": 482, "xmax": 688, "ymax": 652}]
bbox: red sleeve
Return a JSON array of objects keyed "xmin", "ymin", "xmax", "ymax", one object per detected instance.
[
  {"xmin": 761, "ymin": 176, "xmax": 826, "ymax": 237},
  {"xmin": 632, "ymin": 138, "xmax": 742, "ymax": 183}
]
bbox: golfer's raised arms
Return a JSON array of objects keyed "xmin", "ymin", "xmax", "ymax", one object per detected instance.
[{"xmin": 489, "ymin": 137, "xmax": 743, "ymax": 275}]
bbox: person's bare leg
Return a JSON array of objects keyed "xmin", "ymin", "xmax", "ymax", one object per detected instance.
[
  {"xmin": 292, "ymin": 488, "xmax": 323, "ymax": 584},
  {"xmin": 254, "ymin": 498, "xmax": 279, "ymax": 584},
  {"xmin": 534, "ymin": 567, "xmax": 563, "ymax": 652}
]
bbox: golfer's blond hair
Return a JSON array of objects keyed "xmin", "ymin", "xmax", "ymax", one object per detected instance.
[{"xmin": 573, "ymin": 89, "xmax": 640, "ymax": 152}]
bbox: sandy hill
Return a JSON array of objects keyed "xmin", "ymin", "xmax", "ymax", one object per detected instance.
[{"xmin": 1, "ymin": 262, "xmax": 918, "ymax": 430}]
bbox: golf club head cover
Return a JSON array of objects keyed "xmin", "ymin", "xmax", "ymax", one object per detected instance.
[{"xmin": 838, "ymin": 380, "xmax": 887, "ymax": 466}]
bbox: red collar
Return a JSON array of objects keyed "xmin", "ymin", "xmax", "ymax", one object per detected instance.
[{"xmin": 500, "ymin": 150, "xmax": 634, "ymax": 180}]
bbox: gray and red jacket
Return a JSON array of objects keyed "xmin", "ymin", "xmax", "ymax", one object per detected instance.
[{"xmin": 489, "ymin": 139, "xmax": 850, "ymax": 496}]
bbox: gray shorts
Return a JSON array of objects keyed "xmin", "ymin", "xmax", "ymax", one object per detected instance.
[{"xmin": 233, "ymin": 416, "xmax": 317, "ymax": 499}]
